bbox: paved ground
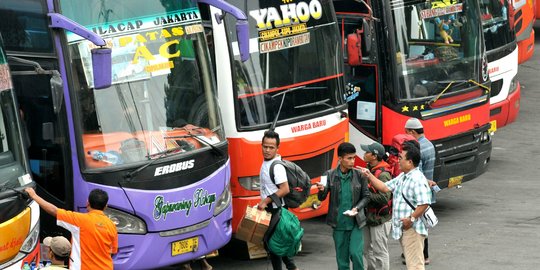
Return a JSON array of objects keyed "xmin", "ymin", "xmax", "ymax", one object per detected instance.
[{"xmin": 169, "ymin": 33, "xmax": 540, "ymax": 270}]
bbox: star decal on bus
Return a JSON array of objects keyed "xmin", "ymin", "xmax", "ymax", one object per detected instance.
[
  {"xmin": 413, "ymin": 105, "xmax": 418, "ymax": 111},
  {"xmin": 401, "ymin": 106, "xmax": 409, "ymax": 112}
]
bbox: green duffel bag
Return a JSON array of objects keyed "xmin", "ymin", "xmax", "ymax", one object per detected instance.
[{"xmin": 267, "ymin": 208, "xmax": 304, "ymax": 257}]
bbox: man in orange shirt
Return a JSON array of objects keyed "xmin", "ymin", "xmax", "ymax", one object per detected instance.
[{"xmin": 25, "ymin": 188, "xmax": 118, "ymax": 270}]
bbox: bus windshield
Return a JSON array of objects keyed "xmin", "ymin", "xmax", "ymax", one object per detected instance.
[
  {"xmin": 225, "ymin": 0, "xmax": 344, "ymax": 129},
  {"xmin": 480, "ymin": 0, "xmax": 515, "ymax": 51},
  {"xmin": 0, "ymin": 50, "xmax": 29, "ymax": 191},
  {"xmin": 391, "ymin": 0, "xmax": 483, "ymax": 101},
  {"xmin": 58, "ymin": 0, "xmax": 224, "ymax": 170}
]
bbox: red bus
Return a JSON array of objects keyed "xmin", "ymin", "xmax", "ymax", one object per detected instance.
[
  {"xmin": 334, "ymin": 0, "xmax": 492, "ymax": 188},
  {"xmin": 513, "ymin": 0, "xmax": 535, "ymax": 63}
]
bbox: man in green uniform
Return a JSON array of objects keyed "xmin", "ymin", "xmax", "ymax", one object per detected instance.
[{"xmin": 317, "ymin": 142, "xmax": 370, "ymax": 270}]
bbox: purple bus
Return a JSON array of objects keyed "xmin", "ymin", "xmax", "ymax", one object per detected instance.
[{"xmin": 0, "ymin": 0, "xmax": 250, "ymax": 268}]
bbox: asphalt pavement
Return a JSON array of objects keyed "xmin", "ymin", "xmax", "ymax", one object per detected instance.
[{"xmin": 169, "ymin": 33, "xmax": 540, "ymax": 270}]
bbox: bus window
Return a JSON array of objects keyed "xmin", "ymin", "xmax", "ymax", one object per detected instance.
[
  {"xmin": 0, "ymin": 0, "xmax": 54, "ymax": 53},
  {"xmin": 11, "ymin": 63, "xmax": 70, "ymax": 203}
]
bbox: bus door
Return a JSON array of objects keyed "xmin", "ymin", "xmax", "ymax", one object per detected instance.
[{"xmin": 335, "ymin": 3, "xmax": 382, "ymax": 165}]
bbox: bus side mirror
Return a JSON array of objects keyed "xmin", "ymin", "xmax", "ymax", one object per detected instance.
[
  {"xmin": 347, "ymin": 29, "xmax": 363, "ymax": 66},
  {"xmin": 91, "ymin": 48, "xmax": 112, "ymax": 89},
  {"xmin": 236, "ymin": 21, "xmax": 250, "ymax": 62}
]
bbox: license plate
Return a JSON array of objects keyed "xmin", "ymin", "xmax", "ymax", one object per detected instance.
[
  {"xmin": 448, "ymin": 175, "xmax": 463, "ymax": 188},
  {"xmin": 171, "ymin": 237, "xmax": 198, "ymax": 256},
  {"xmin": 488, "ymin": 120, "xmax": 497, "ymax": 133},
  {"xmin": 299, "ymin": 194, "xmax": 321, "ymax": 209}
]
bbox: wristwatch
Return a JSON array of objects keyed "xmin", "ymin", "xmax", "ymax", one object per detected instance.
[{"xmin": 410, "ymin": 216, "xmax": 417, "ymax": 222}]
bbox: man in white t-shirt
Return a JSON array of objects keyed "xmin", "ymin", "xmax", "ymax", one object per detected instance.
[{"xmin": 257, "ymin": 130, "xmax": 299, "ymax": 270}]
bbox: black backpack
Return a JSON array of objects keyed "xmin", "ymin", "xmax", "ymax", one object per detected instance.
[{"xmin": 269, "ymin": 160, "xmax": 311, "ymax": 208}]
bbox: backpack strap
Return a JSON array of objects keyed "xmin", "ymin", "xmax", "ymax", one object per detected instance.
[
  {"xmin": 269, "ymin": 160, "xmax": 285, "ymax": 185},
  {"xmin": 268, "ymin": 160, "xmax": 285, "ymax": 205},
  {"xmin": 373, "ymin": 167, "xmax": 385, "ymax": 179}
]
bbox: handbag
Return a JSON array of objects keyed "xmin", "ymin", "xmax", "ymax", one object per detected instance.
[{"xmin": 402, "ymin": 193, "xmax": 438, "ymax": 229}]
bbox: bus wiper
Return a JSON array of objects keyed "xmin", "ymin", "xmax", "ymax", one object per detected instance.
[
  {"xmin": 295, "ymin": 98, "xmax": 331, "ymax": 109},
  {"xmin": 294, "ymin": 99, "xmax": 348, "ymax": 118},
  {"xmin": 124, "ymin": 146, "xmax": 186, "ymax": 180},
  {"xmin": 0, "ymin": 183, "xmax": 31, "ymax": 200},
  {"xmin": 270, "ymin": 86, "xmax": 306, "ymax": 131},
  {"xmin": 426, "ymin": 80, "xmax": 469, "ymax": 105},
  {"xmin": 164, "ymin": 133, "xmax": 224, "ymax": 157},
  {"xmin": 427, "ymin": 79, "xmax": 489, "ymax": 105}
]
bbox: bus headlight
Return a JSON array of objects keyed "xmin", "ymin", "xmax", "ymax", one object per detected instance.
[
  {"xmin": 20, "ymin": 223, "xmax": 39, "ymax": 253},
  {"xmin": 104, "ymin": 208, "xmax": 147, "ymax": 234},
  {"xmin": 213, "ymin": 183, "xmax": 232, "ymax": 216},
  {"xmin": 239, "ymin": 176, "xmax": 260, "ymax": 191},
  {"xmin": 481, "ymin": 131, "xmax": 490, "ymax": 143},
  {"xmin": 508, "ymin": 78, "xmax": 518, "ymax": 94}
]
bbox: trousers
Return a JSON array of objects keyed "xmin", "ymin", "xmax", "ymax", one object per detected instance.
[{"xmin": 333, "ymin": 226, "xmax": 364, "ymax": 270}]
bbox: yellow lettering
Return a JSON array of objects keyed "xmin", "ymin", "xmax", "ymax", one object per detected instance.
[
  {"xmin": 132, "ymin": 46, "xmax": 155, "ymax": 64},
  {"xmin": 146, "ymin": 31, "xmax": 159, "ymax": 41},
  {"xmin": 119, "ymin": 36, "xmax": 133, "ymax": 47},
  {"xmin": 160, "ymin": 29, "xmax": 172, "ymax": 39},
  {"xmin": 159, "ymin": 40, "xmax": 180, "ymax": 59},
  {"xmin": 135, "ymin": 35, "xmax": 148, "ymax": 43},
  {"xmin": 171, "ymin": 27, "xmax": 184, "ymax": 36}
]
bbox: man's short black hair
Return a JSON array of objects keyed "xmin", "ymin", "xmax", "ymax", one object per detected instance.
[
  {"xmin": 408, "ymin": 128, "xmax": 424, "ymax": 135},
  {"xmin": 337, "ymin": 142, "xmax": 356, "ymax": 157},
  {"xmin": 88, "ymin": 189, "xmax": 109, "ymax": 210},
  {"xmin": 262, "ymin": 130, "xmax": 280, "ymax": 146},
  {"xmin": 51, "ymin": 251, "xmax": 70, "ymax": 265},
  {"xmin": 402, "ymin": 143, "xmax": 421, "ymax": 167}
]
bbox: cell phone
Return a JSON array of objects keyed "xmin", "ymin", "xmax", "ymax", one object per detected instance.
[
  {"xmin": 319, "ymin": 175, "xmax": 327, "ymax": 186},
  {"xmin": 432, "ymin": 185, "xmax": 441, "ymax": 193}
]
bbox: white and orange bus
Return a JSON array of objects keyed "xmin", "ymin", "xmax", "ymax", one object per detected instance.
[
  {"xmin": 0, "ymin": 39, "xmax": 40, "ymax": 270},
  {"xmin": 202, "ymin": 0, "xmax": 348, "ymax": 236},
  {"xmin": 481, "ymin": 0, "xmax": 521, "ymax": 130}
]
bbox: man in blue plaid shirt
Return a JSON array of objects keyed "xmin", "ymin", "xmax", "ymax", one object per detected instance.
[
  {"xmin": 405, "ymin": 117, "xmax": 437, "ymax": 265},
  {"xmin": 360, "ymin": 142, "xmax": 432, "ymax": 270}
]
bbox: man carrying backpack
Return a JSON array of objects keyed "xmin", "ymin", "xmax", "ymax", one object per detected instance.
[
  {"xmin": 317, "ymin": 142, "xmax": 370, "ymax": 270},
  {"xmin": 257, "ymin": 130, "xmax": 299, "ymax": 270},
  {"xmin": 360, "ymin": 142, "xmax": 392, "ymax": 270}
]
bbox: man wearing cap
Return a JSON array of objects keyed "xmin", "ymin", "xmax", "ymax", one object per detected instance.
[
  {"xmin": 360, "ymin": 142, "xmax": 392, "ymax": 270},
  {"xmin": 42, "ymin": 236, "xmax": 71, "ymax": 269},
  {"xmin": 404, "ymin": 117, "xmax": 437, "ymax": 265},
  {"xmin": 359, "ymin": 143, "xmax": 432, "ymax": 270},
  {"xmin": 25, "ymin": 188, "xmax": 117, "ymax": 270}
]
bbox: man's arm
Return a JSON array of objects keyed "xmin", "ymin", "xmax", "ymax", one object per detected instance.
[
  {"xmin": 358, "ymin": 167, "xmax": 391, "ymax": 193},
  {"xmin": 258, "ymin": 181, "xmax": 290, "ymax": 210},
  {"xmin": 25, "ymin": 187, "xmax": 58, "ymax": 217},
  {"xmin": 400, "ymin": 204, "xmax": 429, "ymax": 230},
  {"xmin": 368, "ymin": 172, "xmax": 393, "ymax": 205},
  {"xmin": 258, "ymin": 164, "xmax": 290, "ymax": 210}
]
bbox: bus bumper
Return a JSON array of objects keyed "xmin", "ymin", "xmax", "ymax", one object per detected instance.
[
  {"xmin": 112, "ymin": 204, "xmax": 232, "ymax": 269},
  {"xmin": 517, "ymin": 28, "xmax": 535, "ymax": 64},
  {"xmin": 433, "ymin": 123, "xmax": 492, "ymax": 189},
  {"xmin": 489, "ymin": 81, "xmax": 521, "ymax": 129}
]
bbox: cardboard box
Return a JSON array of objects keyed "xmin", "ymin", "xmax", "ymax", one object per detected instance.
[
  {"xmin": 247, "ymin": 242, "xmax": 268, "ymax": 259},
  {"xmin": 235, "ymin": 206, "xmax": 272, "ymax": 244}
]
